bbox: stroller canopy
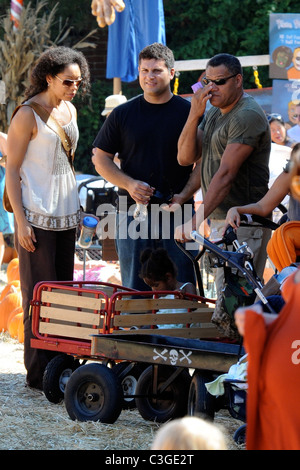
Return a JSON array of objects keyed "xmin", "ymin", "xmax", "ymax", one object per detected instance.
[{"xmin": 267, "ymin": 221, "xmax": 300, "ymax": 271}]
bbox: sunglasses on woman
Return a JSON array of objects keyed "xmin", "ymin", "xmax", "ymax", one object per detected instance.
[
  {"xmin": 55, "ymin": 75, "xmax": 82, "ymax": 88},
  {"xmin": 267, "ymin": 113, "xmax": 284, "ymax": 123},
  {"xmin": 201, "ymin": 73, "xmax": 238, "ymax": 86}
]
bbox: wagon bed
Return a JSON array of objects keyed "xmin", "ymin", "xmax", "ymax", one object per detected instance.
[
  {"xmin": 30, "ymin": 280, "xmax": 242, "ymax": 370},
  {"xmin": 91, "ymin": 333, "xmax": 244, "ymax": 373}
]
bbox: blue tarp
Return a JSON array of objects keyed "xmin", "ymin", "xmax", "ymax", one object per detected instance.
[{"xmin": 106, "ymin": 0, "xmax": 166, "ymax": 82}]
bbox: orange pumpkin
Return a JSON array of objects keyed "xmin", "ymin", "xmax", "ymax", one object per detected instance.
[
  {"xmin": 8, "ymin": 309, "xmax": 23, "ymax": 340},
  {"xmin": 7, "ymin": 305, "xmax": 23, "ymax": 328},
  {"xmin": 17, "ymin": 317, "xmax": 24, "ymax": 343},
  {"xmin": 0, "ymin": 280, "xmax": 21, "ymax": 302},
  {"xmin": 3, "ymin": 246, "xmax": 18, "ymax": 264},
  {"xmin": 6, "ymin": 258, "xmax": 20, "ymax": 283},
  {"xmin": 0, "ymin": 292, "xmax": 22, "ymax": 331}
]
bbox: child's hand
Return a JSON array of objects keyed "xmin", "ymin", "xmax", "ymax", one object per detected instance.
[{"xmin": 223, "ymin": 207, "xmax": 241, "ymax": 233}]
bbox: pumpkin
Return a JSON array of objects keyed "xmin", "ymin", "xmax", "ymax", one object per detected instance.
[
  {"xmin": 8, "ymin": 308, "xmax": 23, "ymax": 340},
  {"xmin": 0, "ymin": 280, "xmax": 21, "ymax": 302},
  {"xmin": 7, "ymin": 305, "xmax": 23, "ymax": 327},
  {"xmin": 6, "ymin": 258, "xmax": 20, "ymax": 283},
  {"xmin": 17, "ymin": 317, "xmax": 24, "ymax": 343},
  {"xmin": 3, "ymin": 246, "xmax": 18, "ymax": 264},
  {"xmin": 0, "ymin": 291, "xmax": 22, "ymax": 331}
]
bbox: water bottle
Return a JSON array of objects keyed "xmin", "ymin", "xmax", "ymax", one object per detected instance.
[
  {"xmin": 133, "ymin": 182, "xmax": 150, "ymax": 221},
  {"xmin": 133, "ymin": 203, "xmax": 148, "ymax": 221},
  {"xmin": 78, "ymin": 216, "xmax": 98, "ymax": 248},
  {"xmin": 210, "ymin": 228, "xmax": 222, "ymax": 243}
]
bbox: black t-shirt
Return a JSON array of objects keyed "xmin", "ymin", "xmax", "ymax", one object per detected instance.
[{"xmin": 93, "ymin": 94, "xmax": 193, "ymax": 205}]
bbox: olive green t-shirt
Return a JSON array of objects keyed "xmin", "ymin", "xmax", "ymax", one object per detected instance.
[{"xmin": 199, "ymin": 94, "xmax": 271, "ymax": 219}]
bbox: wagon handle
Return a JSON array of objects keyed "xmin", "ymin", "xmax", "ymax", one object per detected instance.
[{"xmin": 175, "ymin": 240, "xmax": 205, "ymax": 297}]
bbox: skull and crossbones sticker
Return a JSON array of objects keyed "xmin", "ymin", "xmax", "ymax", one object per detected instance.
[{"xmin": 153, "ymin": 348, "xmax": 192, "ymax": 365}]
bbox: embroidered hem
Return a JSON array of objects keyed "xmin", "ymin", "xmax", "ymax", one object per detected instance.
[{"xmin": 24, "ymin": 207, "xmax": 80, "ymax": 230}]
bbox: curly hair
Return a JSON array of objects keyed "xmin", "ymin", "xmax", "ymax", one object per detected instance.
[
  {"xmin": 139, "ymin": 247, "xmax": 177, "ymax": 282},
  {"xmin": 24, "ymin": 46, "xmax": 90, "ymax": 100}
]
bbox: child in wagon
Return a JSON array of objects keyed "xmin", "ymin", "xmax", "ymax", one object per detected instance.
[{"xmin": 139, "ymin": 247, "xmax": 196, "ymax": 295}]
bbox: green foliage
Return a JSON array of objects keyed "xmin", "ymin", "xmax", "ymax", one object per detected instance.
[
  {"xmin": 163, "ymin": 0, "xmax": 300, "ymax": 93},
  {"xmin": 0, "ymin": 0, "xmax": 98, "ymax": 43},
  {"xmin": 1, "ymin": 0, "xmax": 300, "ymax": 160},
  {"xmin": 74, "ymin": 79, "xmax": 142, "ymax": 175},
  {"xmin": 73, "ymin": 80, "xmax": 110, "ymax": 175}
]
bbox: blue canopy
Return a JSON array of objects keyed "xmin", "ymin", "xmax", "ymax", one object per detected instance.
[{"xmin": 106, "ymin": 0, "xmax": 166, "ymax": 82}]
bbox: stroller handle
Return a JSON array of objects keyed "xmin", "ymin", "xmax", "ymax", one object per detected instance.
[
  {"xmin": 190, "ymin": 231, "xmax": 276, "ymax": 314},
  {"xmin": 190, "ymin": 230, "xmax": 204, "ymax": 246}
]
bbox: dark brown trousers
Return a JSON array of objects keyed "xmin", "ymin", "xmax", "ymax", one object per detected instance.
[{"xmin": 15, "ymin": 223, "xmax": 76, "ymax": 389}]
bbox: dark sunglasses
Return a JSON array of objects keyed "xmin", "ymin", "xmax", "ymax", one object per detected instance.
[
  {"xmin": 55, "ymin": 75, "xmax": 82, "ymax": 88},
  {"xmin": 201, "ymin": 73, "xmax": 238, "ymax": 86}
]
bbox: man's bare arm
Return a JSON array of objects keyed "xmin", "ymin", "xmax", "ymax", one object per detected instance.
[
  {"xmin": 177, "ymin": 82, "xmax": 213, "ymax": 166},
  {"xmin": 91, "ymin": 147, "xmax": 154, "ymax": 204},
  {"xmin": 177, "ymin": 116, "xmax": 203, "ymax": 166},
  {"xmin": 174, "ymin": 142, "xmax": 254, "ymax": 241}
]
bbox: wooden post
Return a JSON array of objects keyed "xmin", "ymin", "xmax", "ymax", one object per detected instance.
[{"xmin": 113, "ymin": 78, "xmax": 122, "ymax": 95}]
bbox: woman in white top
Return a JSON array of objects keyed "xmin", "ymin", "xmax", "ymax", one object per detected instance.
[{"xmin": 6, "ymin": 46, "xmax": 90, "ymax": 390}]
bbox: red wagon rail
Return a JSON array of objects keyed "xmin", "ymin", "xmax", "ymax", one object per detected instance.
[{"xmin": 30, "ymin": 280, "xmax": 135, "ymax": 358}]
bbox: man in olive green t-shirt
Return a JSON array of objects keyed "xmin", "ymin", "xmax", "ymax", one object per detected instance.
[{"xmin": 175, "ymin": 53, "xmax": 271, "ymax": 282}]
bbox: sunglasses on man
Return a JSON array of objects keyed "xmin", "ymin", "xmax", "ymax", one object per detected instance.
[{"xmin": 201, "ymin": 73, "xmax": 238, "ymax": 86}]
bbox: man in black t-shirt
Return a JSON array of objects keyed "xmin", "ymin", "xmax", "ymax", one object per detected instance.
[{"xmin": 92, "ymin": 43, "xmax": 201, "ymax": 291}]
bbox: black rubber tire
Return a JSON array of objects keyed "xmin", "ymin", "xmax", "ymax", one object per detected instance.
[
  {"xmin": 64, "ymin": 363, "xmax": 123, "ymax": 423},
  {"xmin": 43, "ymin": 354, "xmax": 80, "ymax": 404},
  {"xmin": 234, "ymin": 424, "xmax": 247, "ymax": 445},
  {"xmin": 112, "ymin": 362, "xmax": 146, "ymax": 409},
  {"xmin": 187, "ymin": 370, "xmax": 217, "ymax": 420},
  {"xmin": 135, "ymin": 365, "xmax": 191, "ymax": 423}
]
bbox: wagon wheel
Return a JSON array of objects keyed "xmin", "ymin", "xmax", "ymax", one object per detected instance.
[
  {"xmin": 135, "ymin": 365, "xmax": 191, "ymax": 423},
  {"xmin": 43, "ymin": 354, "xmax": 81, "ymax": 404},
  {"xmin": 112, "ymin": 361, "xmax": 146, "ymax": 409},
  {"xmin": 187, "ymin": 370, "xmax": 219, "ymax": 420},
  {"xmin": 64, "ymin": 363, "xmax": 123, "ymax": 423},
  {"xmin": 234, "ymin": 424, "xmax": 247, "ymax": 445}
]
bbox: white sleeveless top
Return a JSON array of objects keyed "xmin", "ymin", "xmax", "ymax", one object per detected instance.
[{"xmin": 20, "ymin": 102, "xmax": 80, "ymax": 231}]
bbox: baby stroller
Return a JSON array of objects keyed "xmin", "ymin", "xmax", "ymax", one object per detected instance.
[
  {"xmin": 186, "ymin": 220, "xmax": 278, "ymax": 445},
  {"xmin": 266, "ymin": 220, "xmax": 300, "ymax": 272},
  {"xmin": 190, "ymin": 219, "xmax": 278, "ymax": 324},
  {"xmin": 256, "ymin": 220, "xmax": 300, "ymax": 308}
]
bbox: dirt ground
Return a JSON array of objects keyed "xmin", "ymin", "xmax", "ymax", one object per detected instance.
[
  {"xmin": 0, "ymin": 333, "xmax": 245, "ymax": 451},
  {"xmin": 0, "ymin": 265, "xmax": 245, "ymax": 451}
]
